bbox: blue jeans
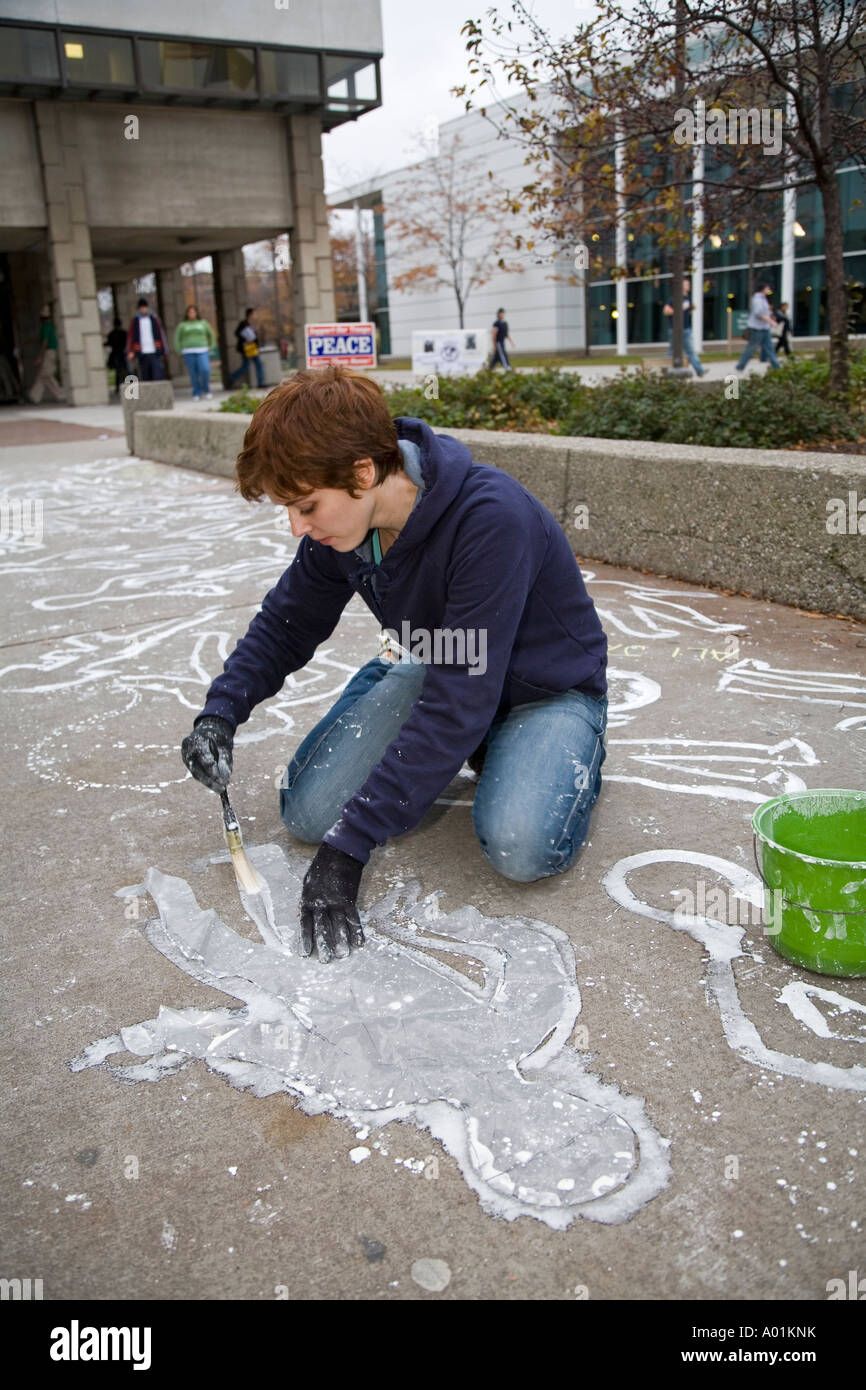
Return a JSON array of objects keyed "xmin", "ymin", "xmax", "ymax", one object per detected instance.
[
  {"xmin": 665, "ymin": 328, "xmax": 704, "ymax": 375},
  {"xmin": 737, "ymin": 328, "xmax": 780, "ymax": 370},
  {"xmin": 137, "ymin": 353, "xmax": 163, "ymax": 381},
  {"xmin": 182, "ymin": 350, "xmax": 211, "ymax": 398},
  {"xmin": 229, "ymin": 353, "xmax": 264, "ymax": 388},
  {"xmin": 279, "ymin": 656, "xmax": 607, "ymax": 883}
]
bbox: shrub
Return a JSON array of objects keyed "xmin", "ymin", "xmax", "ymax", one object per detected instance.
[
  {"xmin": 219, "ymin": 385, "xmax": 265, "ymax": 414},
  {"xmin": 216, "ymin": 352, "xmax": 866, "ymax": 448},
  {"xmin": 558, "ymin": 365, "xmax": 862, "ymax": 449},
  {"xmin": 384, "ymin": 352, "xmax": 866, "ymax": 449}
]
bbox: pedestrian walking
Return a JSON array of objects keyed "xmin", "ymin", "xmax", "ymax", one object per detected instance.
[
  {"xmin": 774, "ymin": 301, "xmax": 794, "ymax": 357},
  {"xmin": 127, "ymin": 296, "xmax": 168, "ymax": 381},
  {"xmin": 229, "ymin": 307, "xmax": 265, "ymax": 389},
  {"xmin": 736, "ymin": 282, "xmax": 781, "ymax": 372},
  {"xmin": 27, "ymin": 304, "xmax": 66, "ymax": 404},
  {"xmin": 488, "ymin": 308, "xmax": 513, "ymax": 370},
  {"xmin": 174, "ymin": 304, "xmax": 216, "ymax": 400},
  {"xmin": 105, "ymin": 316, "xmax": 128, "ymax": 396},
  {"xmin": 662, "ymin": 277, "xmax": 705, "ymax": 376}
]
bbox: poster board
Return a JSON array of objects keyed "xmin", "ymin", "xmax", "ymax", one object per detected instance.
[
  {"xmin": 305, "ymin": 323, "xmax": 377, "ymax": 369},
  {"xmin": 411, "ymin": 329, "xmax": 486, "ymax": 377}
]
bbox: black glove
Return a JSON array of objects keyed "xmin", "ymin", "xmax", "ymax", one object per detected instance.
[
  {"xmin": 181, "ymin": 715, "xmax": 234, "ymax": 793},
  {"xmin": 300, "ymin": 843, "xmax": 365, "ymax": 964}
]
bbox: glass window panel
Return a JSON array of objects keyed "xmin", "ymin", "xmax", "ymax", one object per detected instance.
[
  {"xmin": 0, "ymin": 26, "xmax": 59, "ymax": 81},
  {"xmin": 841, "ymin": 168, "xmax": 866, "ymax": 256},
  {"xmin": 62, "ymin": 31, "xmax": 134, "ymax": 86},
  {"xmin": 353, "ymin": 62, "xmax": 377, "ymax": 100},
  {"xmin": 260, "ymin": 49, "xmax": 320, "ymax": 99},
  {"xmin": 794, "ymin": 257, "xmax": 826, "ymax": 336},
  {"xmin": 139, "ymin": 40, "xmax": 255, "ymax": 94},
  {"xmin": 843, "ymin": 253, "xmax": 866, "ymax": 334},
  {"xmin": 588, "ymin": 283, "xmax": 616, "ymax": 345},
  {"xmin": 794, "ymin": 183, "xmax": 823, "ymax": 259},
  {"xmin": 324, "ymin": 54, "xmax": 377, "ymax": 103}
]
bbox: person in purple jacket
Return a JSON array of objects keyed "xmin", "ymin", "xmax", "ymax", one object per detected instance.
[{"xmin": 181, "ymin": 365, "xmax": 608, "ymax": 964}]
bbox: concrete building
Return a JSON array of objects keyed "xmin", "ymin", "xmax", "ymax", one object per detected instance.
[
  {"xmin": 0, "ymin": 1, "xmax": 383, "ymax": 402},
  {"xmin": 330, "ymin": 90, "xmax": 866, "ymax": 358},
  {"xmin": 330, "ymin": 99, "xmax": 585, "ymax": 360}
]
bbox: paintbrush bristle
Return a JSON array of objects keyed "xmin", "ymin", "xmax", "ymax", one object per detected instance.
[{"xmin": 229, "ymin": 847, "xmax": 264, "ymax": 895}]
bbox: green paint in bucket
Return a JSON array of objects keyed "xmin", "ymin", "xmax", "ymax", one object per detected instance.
[{"xmin": 752, "ymin": 789, "xmax": 866, "ymax": 977}]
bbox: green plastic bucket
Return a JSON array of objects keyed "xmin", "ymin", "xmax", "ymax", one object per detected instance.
[{"xmin": 752, "ymin": 789, "xmax": 866, "ymax": 977}]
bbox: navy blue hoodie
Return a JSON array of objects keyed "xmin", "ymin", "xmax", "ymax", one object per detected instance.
[{"xmin": 198, "ymin": 417, "xmax": 607, "ymax": 863}]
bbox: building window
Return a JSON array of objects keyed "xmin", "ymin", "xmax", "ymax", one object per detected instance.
[
  {"xmin": 324, "ymin": 54, "xmax": 377, "ymax": 108},
  {"xmin": 140, "ymin": 40, "xmax": 256, "ymax": 95},
  {"xmin": 260, "ymin": 48, "xmax": 320, "ymax": 99},
  {"xmin": 0, "ymin": 26, "xmax": 59, "ymax": 82},
  {"xmin": 61, "ymin": 31, "xmax": 134, "ymax": 86}
]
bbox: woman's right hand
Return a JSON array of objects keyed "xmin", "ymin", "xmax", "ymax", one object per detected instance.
[{"xmin": 181, "ymin": 715, "xmax": 234, "ymax": 792}]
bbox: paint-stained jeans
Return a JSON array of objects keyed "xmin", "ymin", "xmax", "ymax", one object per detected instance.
[{"xmin": 279, "ymin": 655, "xmax": 607, "ymax": 883}]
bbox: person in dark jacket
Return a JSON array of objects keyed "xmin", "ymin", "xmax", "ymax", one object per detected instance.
[
  {"xmin": 182, "ymin": 365, "xmax": 608, "ymax": 964},
  {"xmin": 126, "ymin": 297, "xmax": 167, "ymax": 381},
  {"xmin": 488, "ymin": 308, "xmax": 514, "ymax": 370},
  {"xmin": 229, "ymin": 307, "xmax": 265, "ymax": 389},
  {"xmin": 105, "ymin": 317, "xmax": 128, "ymax": 396},
  {"xmin": 774, "ymin": 301, "xmax": 793, "ymax": 357}
]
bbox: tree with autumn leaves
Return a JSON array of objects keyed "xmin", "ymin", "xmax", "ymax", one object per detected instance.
[
  {"xmin": 385, "ymin": 132, "xmax": 524, "ymax": 328},
  {"xmin": 456, "ymin": 0, "xmax": 865, "ymax": 393}
]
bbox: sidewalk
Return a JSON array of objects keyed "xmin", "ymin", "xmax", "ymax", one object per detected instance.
[{"xmin": 1, "ymin": 436, "xmax": 863, "ymax": 1300}]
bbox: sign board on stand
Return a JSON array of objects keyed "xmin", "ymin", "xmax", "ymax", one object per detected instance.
[
  {"xmin": 305, "ymin": 323, "xmax": 377, "ymax": 369},
  {"xmin": 411, "ymin": 330, "xmax": 486, "ymax": 377}
]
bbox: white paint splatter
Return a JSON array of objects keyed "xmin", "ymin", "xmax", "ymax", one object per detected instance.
[
  {"xmin": 778, "ymin": 982, "xmax": 866, "ymax": 1043},
  {"xmin": 411, "ymin": 1258, "xmax": 451, "ymax": 1292},
  {"xmin": 604, "ymin": 737, "xmax": 819, "ymax": 803},
  {"xmin": 603, "ymin": 850, "xmax": 866, "ymax": 1093}
]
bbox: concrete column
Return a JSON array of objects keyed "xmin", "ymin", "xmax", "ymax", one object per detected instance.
[
  {"xmin": 33, "ymin": 101, "xmax": 107, "ymax": 406},
  {"xmin": 213, "ymin": 248, "xmax": 247, "ymax": 387},
  {"xmin": 112, "ymin": 281, "xmax": 138, "ymax": 332},
  {"xmin": 691, "ymin": 142, "xmax": 705, "ymax": 353},
  {"xmin": 157, "ymin": 267, "xmax": 188, "ymax": 384},
  {"xmin": 286, "ymin": 114, "xmax": 335, "ymax": 347}
]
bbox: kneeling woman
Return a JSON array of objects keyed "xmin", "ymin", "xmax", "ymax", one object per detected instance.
[{"xmin": 182, "ymin": 365, "xmax": 608, "ymax": 963}]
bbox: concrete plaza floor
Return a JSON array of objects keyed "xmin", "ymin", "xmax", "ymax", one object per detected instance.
[{"xmin": 1, "ymin": 421, "xmax": 864, "ymax": 1302}]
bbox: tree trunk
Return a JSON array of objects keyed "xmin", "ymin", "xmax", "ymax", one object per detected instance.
[{"xmin": 817, "ymin": 170, "xmax": 850, "ymax": 397}]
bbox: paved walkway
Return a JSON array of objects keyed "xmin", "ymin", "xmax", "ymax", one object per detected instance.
[{"xmin": 1, "ymin": 431, "xmax": 863, "ymax": 1300}]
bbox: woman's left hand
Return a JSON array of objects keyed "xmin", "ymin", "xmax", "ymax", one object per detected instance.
[{"xmin": 299, "ymin": 843, "xmax": 365, "ymax": 963}]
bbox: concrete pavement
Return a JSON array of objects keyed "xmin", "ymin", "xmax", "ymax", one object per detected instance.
[{"xmin": 1, "ymin": 431, "xmax": 864, "ymax": 1301}]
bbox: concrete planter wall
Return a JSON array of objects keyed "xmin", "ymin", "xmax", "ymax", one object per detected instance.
[{"xmin": 133, "ymin": 408, "xmax": 866, "ymax": 621}]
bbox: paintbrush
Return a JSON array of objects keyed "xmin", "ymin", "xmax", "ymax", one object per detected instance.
[{"xmin": 219, "ymin": 789, "xmax": 264, "ymax": 895}]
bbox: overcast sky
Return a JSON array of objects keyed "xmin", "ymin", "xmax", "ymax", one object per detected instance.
[{"xmin": 322, "ymin": 0, "xmax": 602, "ymax": 194}]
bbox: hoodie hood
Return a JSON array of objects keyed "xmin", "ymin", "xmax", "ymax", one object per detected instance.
[
  {"xmin": 390, "ymin": 417, "xmax": 474, "ymax": 550},
  {"xmin": 346, "ymin": 417, "xmax": 474, "ymax": 589}
]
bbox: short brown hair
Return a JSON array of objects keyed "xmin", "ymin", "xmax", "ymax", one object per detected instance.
[{"xmin": 235, "ymin": 364, "xmax": 403, "ymax": 503}]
